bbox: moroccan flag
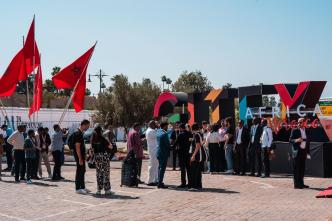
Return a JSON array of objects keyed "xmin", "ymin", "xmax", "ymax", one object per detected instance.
[
  {"xmin": 52, "ymin": 44, "xmax": 96, "ymax": 112},
  {"xmin": 0, "ymin": 49, "xmax": 25, "ymax": 97},
  {"xmin": 29, "ymin": 65, "xmax": 43, "ymax": 116},
  {"xmin": 20, "ymin": 16, "xmax": 41, "ymax": 80}
]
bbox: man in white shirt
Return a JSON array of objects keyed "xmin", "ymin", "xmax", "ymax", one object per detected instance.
[
  {"xmin": 146, "ymin": 121, "xmax": 159, "ymax": 186},
  {"xmin": 260, "ymin": 119, "xmax": 273, "ymax": 178},
  {"xmin": 7, "ymin": 125, "xmax": 26, "ymax": 182}
]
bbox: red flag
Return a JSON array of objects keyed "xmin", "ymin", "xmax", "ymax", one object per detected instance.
[
  {"xmin": 29, "ymin": 65, "xmax": 43, "ymax": 116},
  {"xmin": 20, "ymin": 17, "xmax": 40, "ymax": 80},
  {"xmin": 0, "ymin": 49, "xmax": 25, "ymax": 97},
  {"xmin": 52, "ymin": 44, "xmax": 96, "ymax": 112}
]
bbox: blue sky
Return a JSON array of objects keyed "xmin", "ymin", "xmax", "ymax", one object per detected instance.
[{"xmin": 0, "ymin": 0, "xmax": 331, "ymax": 96}]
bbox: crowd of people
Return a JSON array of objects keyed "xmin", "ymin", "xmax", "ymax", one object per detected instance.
[
  {"xmin": 0, "ymin": 116, "xmax": 311, "ymax": 197},
  {"xmin": 142, "ymin": 117, "xmax": 311, "ymax": 190},
  {"xmin": 0, "ymin": 124, "xmax": 68, "ymax": 183}
]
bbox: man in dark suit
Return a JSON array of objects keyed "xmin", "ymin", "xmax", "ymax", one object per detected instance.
[
  {"xmin": 170, "ymin": 121, "xmax": 180, "ymax": 170},
  {"xmin": 157, "ymin": 122, "xmax": 171, "ymax": 189},
  {"xmin": 290, "ymin": 118, "xmax": 310, "ymax": 189},
  {"xmin": 248, "ymin": 117, "xmax": 263, "ymax": 177},
  {"xmin": 172, "ymin": 123, "xmax": 191, "ymax": 188},
  {"xmin": 234, "ymin": 120, "xmax": 250, "ymax": 175}
]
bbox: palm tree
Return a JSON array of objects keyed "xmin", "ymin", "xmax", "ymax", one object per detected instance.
[{"xmin": 161, "ymin": 75, "xmax": 167, "ymax": 91}]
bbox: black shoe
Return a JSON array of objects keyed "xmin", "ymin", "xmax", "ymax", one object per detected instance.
[
  {"xmin": 138, "ymin": 180, "xmax": 144, "ymax": 184},
  {"xmin": 3, "ymin": 168, "xmax": 12, "ymax": 172},
  {"xmin": 294, "ymin": 186, "xmax": 303, "ymax": 189},
  {"xmin": 249, "ymin": 173, "xmax": 255, "ymax": 177},
  {"xmin": 302, "ymin": 185, "xmax": 309, "ymax": 189},
  {"xmin": 147, "ymin": 182, "xmax": 158, "ymax": 186},
  {"xmin": 15, "ymin": 179, "xmax": 20, "ymax": 183},
  {"xmin": 240, "ymin": 172, "xmax": 246, "ymax": 176},
  {"xmin": 158, "ymin": 184, "xmax": 168, "ymax": 189},
  {"xmin": 172, "ymin": 168, "xmax": 176, "ymax": 171},
  {"xmin": 60, "ymin": 176, "xmax": 65, "ymax": 180},
  {"xmin": 52, "ymin": 177, "xmax": 61, "ymax": 181},
  {"xmin": 20, "ymin": 177, "xmax": 26, "ymax": 181},
  {"xmin": 177, "ymin": 184, "xmax": 187, "ymax": 188},
  {"xmin": 256, "ymin": 174, "xmax": 262, "ymax": 177}
]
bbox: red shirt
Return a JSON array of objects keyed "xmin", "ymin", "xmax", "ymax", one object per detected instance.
[{"xmin": 127, "ymin": 130, "xmax": 143, "ymax": 159}]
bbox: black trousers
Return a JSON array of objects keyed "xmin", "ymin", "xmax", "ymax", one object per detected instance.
[
  {"xmin": 249, "ymin": 144, "xmax": 262, "ymax": 175},
  {"xmin": 137, "ymin": 159, "xmax": 142, "ymax": 179},
  {"xmin": 26, "ymin": 158, "xmax": 34, "ymax": 180},
  {"xmin": 172, "ymin": 149, "xmax": 178, "ymax": 170},
  {"xmin": 219, "ymin": 142, "xmax": 227, "ymax": 172},
  {"xmin": 158, "ymin": 158, "xmax": 167, "ymax": 186},
  {"xmin": 209, "ymin": 143, "xmax": 223, "ymax": 172},
  {"xmin": 4, "ymin": 144, "xmax": 13, "ymax": 168},
  {"xmin": 33, "ymin": 151, "xmax": 40, "ymax": 178},
  {"xmin": 14, "ymin": 150, "xmax": 26, "ymax": 181},
  {"xmin": 179, "ymin": 155, "xmax": 190, "ymax": 185},
  {"xmin": 293, "ymin": 148, "xmax": 307, "ymax": 187},
  {"xmin": 74, "ymin": 154, "xmax": 86, "ymax": 190},
  {"xmin": 188, "ymin": 161, "xmax": 202, "ymax": 189},
  {"xmin": 262, "ymin": 149, "xmax": 270, "ymax": 177},
  {"xmin": 52, "ymin": 150, "xmax": 62, "ymax": 179},
  {"xmin": 234, "ymin": 143, "xmax": 247, "ymax": 174}
]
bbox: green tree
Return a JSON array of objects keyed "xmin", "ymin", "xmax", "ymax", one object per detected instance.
[{"xmin": 172, "ymin": 70, "xmax": 213, "ymax": 93}]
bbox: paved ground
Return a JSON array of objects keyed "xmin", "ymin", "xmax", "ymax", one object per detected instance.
[{"xmin": 0, "ymin": 160, "xmax": 332, "ymax": 221}]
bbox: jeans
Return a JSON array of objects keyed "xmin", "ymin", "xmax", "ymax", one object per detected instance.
[
  {"xmin": 225, "ymin": 144, "xmax": 233, "ymax": 171},
  {"xmin": 26, "ymin": 158, "xmax": 34, "ymax": 180},
  {"xmin": 14, "ymin": 150, "xmax": 26, "ymax": 181},
  {"xmin": 52, "ymin": 150, "xmax": 62, "ymax": 180}
]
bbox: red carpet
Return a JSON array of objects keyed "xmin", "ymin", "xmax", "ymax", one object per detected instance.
[{"xmin": 316, "ymin": 186, "xmax": 332, "ymax": 198}]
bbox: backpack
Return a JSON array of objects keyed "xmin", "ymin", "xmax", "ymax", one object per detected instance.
[{"xmin": 68, "ymin": 131, "xmax": 78, "ymax": 150}]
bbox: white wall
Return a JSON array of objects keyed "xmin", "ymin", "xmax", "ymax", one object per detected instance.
[{"xmin": 0, "ymin": 107, "xmax": 96, "ymax": 132}]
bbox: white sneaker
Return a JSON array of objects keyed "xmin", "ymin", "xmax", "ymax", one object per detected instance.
[
  {"xmin": 84, "ymin": 188, "xmax": 92, "ymax": 193},
  {"xmin": 27, "ymin": 180, "xmax": 33, "ymax": 184},
  {"xmin": 105, "ymin": 190, "xmax": 114, "ymax": 195},
  {"xmin": 76, "ymin": 189, "xmax": 87, "ymax": 194}
]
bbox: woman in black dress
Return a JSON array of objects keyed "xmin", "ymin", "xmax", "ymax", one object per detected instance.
[{"xmin": 188, "ymin": 123, "xmax": 203, "ymax": 190}]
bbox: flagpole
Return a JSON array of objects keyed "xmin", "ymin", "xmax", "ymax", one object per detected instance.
[
  {"xmin": 22, "ymin": 36, "xmax": 31, "ymax": 117},
  {"xmin": 58, "ymin": 41, "xmax": 97, "ymax": 126}
]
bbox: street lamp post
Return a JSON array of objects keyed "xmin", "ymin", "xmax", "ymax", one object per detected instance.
[{"xmin": 88, "ymin": 69, "xmax": 108, "ymax": 94}]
